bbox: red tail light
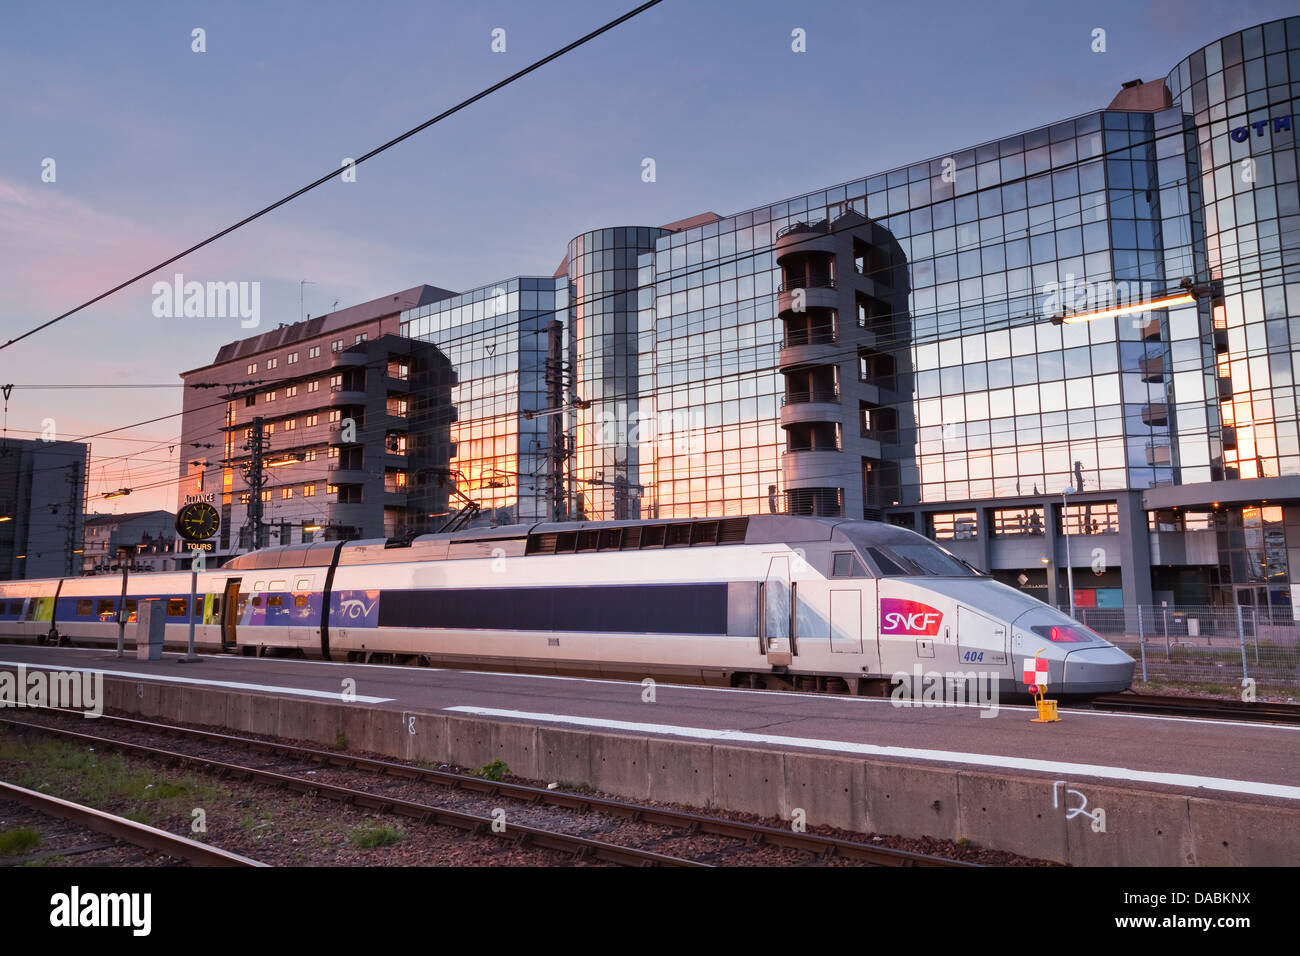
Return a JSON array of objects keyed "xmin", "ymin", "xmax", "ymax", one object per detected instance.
[{"xmin": 1032, "ymin": 623, "xmax": 1098, "ymax": 643}]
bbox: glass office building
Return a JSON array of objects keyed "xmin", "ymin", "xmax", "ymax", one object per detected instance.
[
  {"xmin": 401, "ymin": 277, "xmax": 566, "ymax": 525},
  {"xmin": 402, "ymin": 17, "xmax": 1300, "ymax": 615}
]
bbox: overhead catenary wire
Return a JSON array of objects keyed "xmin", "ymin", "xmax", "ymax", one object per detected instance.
[
  {"xmin": 8, "ymin": 96, "xmax": 1296, "ymax": 510},
  {"xmin": 0, "ymin": 0, "xmax": 665, "ymax": 355}
]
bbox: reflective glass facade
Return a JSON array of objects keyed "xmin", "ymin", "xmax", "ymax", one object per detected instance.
[
  {"xmin": 401, "ymin": 277, "xmax": 566, "ymax": 525},
  {"xmin": 399, "ymin": 17, "xmax": 1300, "ymax": 611}
]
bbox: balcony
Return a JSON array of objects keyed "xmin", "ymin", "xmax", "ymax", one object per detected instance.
[
  {"xmin": 329, "ymin": 385, "xmax": 367, "ymax": 406},
  {"xmin": 777, "ymin": 280, "xmax": 838, "ymax": 317},
  {"xmin": 781, "ymin": 448, "xmax": 845, "ymax": 486},
  {"xmin": 779, "ymin": 339, "xmax": 840, "ymax": 370},
  {"xmin": 327, "ymin": 464, "xmax": 369, "ymax": 485},
  {"xmin": 780, "ymin": 390, "xmax": 842, "ymax": 428},
  {"xmin": 331, "ymin": 350, "xmax": 368, "ymax": 368},
  {"xmin": 774, "ymin": 221, "xmax": 836, "ymax": 261}
]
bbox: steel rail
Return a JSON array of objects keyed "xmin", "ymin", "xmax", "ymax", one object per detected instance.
[
  {"xmin": 0, "ymin": 779, "xmax": 266, "ymax": 867},
  {"xmin": 1090, "ymin": 693, "xmax": 1300, "ymax": 724},
  {"xmin": 20, "ymin": 708, "xmax": 973, "ymax": 867},
  {"xmin": 0, "ymin": 716, "xmax": 703, "ymax": 867}
]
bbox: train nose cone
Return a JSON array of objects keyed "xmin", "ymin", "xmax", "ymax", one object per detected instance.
[{"xmin": 1062, "ymin": 645, "xmax": 1136, "ymax": 695}]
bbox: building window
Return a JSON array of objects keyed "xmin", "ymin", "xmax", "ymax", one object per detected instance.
[
  {"xmin": 305, "ymin": 413, "xmax": 318, "ymax": 426},
  {"xmin": 261, "ymin": 490, "xmax": 272, "ymax": 502},
  {"xmin": 245, "ymin": 394, "xmax": 256, "ymax": 407},
  {"xmin": 265, "ymin": 422, "xmax": 275, "ymax": 434},
  {"xmin": 285, "ymin": 385, "xmax": 297, "ymax": 397},
  {"xmin": 1060, "ymin": 501, "xmax": 1118, "ymax": 536},
  {"xmin": 330, "ymin": 374, "xmax": 343, "ymax": 390},
  {"xmin": 304, "ymin": 449, "xmax": 317, "ymax": 461},
  {"xmin": 327, "ymin": 484, "xmax": 338, "ymax": 495},
  {"xmin": 355, "ymin": 333, "xmax": 367, "ymax": 344},
  {"xmin": 287, "ymin": 352, "xmax": 299, "ymax": 364},
  {"xmin": 308, "ymin": 346, "xmax": 321, "ymax": 359},
  {"xmin": 266, "ymin": 357, "xmax": 278, "ymax": 370},
  {"xmin": 283, "ymin": 418, "xmax": 296, "ymax": 431},
  {"xmin": 328, "ymin": 446, "xmax": 340, "ymax": 459},
  {"xmin": 930, "ymin": 512, "xmax": 977, "ymax": 540},
  {"xmin": 303, "ymin": 483, "xmax": 316, "ymax": 497},
  {"xmin": 247, "ymin": 363, "xmax": 258, "ymax": 374},
  {"xmin": 307, "ymin": 380, "xmax": 320, "ymax": 393},
  {"xmin": 328, "ymin": 409, "xmax": 342, "ymax": 423},
  {"xmin": 281, "ymin": 487, "xmax": 293, "ymax": 500},
  {"xmin": 239, "ymin": 493, "xmax": 250, "ymax": 504},
  {"xmin": 993, "ymin": 507, "xmax": 1044, "ymax": 536},
  {"xmin": 265, "ymin": 390, "xmax": 276, "ymax": 402},
  {"xmin": 331, "ymin": 339, "xmax": 344, "ymax": 352}
]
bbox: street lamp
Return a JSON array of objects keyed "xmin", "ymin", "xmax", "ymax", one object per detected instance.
[{"xmin": 1062, "ymin": 485, "xmax": 1076, "ymax": 618}]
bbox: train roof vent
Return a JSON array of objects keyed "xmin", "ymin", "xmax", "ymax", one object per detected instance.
[
  {"xmin": 526, "ymin": 532, "xmax": 559, "ymax": 554},
  {"xmin": 666, "ymin": 523, "xmax": 692, "ymax": 547},
  {"xmin": 691, "ymin": 520, "xmax": 719, "ymax": 545},
  {"xmin": 717, "ymin": 517, "xmax": 750, "ymax": 543}
]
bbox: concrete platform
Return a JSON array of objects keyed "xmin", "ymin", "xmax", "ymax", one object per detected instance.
[{"xmin": 1, "ymin": 644, "xmax": 1298, "ymax": 865}]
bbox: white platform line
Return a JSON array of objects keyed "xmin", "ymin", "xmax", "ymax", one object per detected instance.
[
  {"xmin": 0, "ymin": 659, "xmax": 393, "ymax": 704},
  {"xmin": 446, "ymin": 705, "xmax": 1300, "ymax": 802}
]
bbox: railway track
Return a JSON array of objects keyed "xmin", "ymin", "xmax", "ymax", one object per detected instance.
[
  {"xmin": 4, "ymin": 710, "xmax": 973, "ymax": 867},
  {"xmin": 1090, "ymin": 693, "xmax": 1300, "ymax": 724},
  {"xmin": 0, "ymin": 779, "xmax": 265, "ymax": 867}
]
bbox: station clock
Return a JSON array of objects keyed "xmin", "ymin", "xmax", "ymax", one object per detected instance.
[{"xmin": 175, "ymin": 501, "xmax": 220, "ymax": 541}]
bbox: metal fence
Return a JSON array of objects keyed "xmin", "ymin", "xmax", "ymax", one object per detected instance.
[{"xmin": 1056, "ymin": 604, "xmax": 1299, "ymax": 698}]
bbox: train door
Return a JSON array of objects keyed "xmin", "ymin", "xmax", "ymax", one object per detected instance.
[
  {"xmin": 956, "ymin": 605, "xmax": 1008, "ymax": 666},
  {"xmin": 220, "ymin": 578, "xmax": 241, "ymax": 651},
  {"xmin": 762, "ymin": 556, "xmax": 795, "ymax": 666},
  {"xmin": 829, "ymin": 591, "xmax": 862, "ymax": 654}
]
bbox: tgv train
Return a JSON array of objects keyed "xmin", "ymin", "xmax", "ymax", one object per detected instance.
[{"xmin": 0, "ymin": 516, "xmax": 1134, "ymax": 697}]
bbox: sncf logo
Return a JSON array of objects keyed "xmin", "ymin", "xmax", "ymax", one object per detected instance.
[{"xmin": 881, "ymin": 598, "xmax": 943, "ymax": 636}]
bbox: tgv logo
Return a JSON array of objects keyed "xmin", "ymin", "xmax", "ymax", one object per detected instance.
[{"xmin": 881, "ymin": 598, "xmax": 943, "ymax": 636}]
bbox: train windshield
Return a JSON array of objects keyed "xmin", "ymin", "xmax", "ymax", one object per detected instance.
[{"xmin": 837, "ymin": 526, "xmax": 979, "ymax": 577}]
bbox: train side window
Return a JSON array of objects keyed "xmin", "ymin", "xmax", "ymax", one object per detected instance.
[
  {"xmin": 831, "ymin": 552, "xmax": 865, "ymax": 577},
  {"xmin": 295, "ymin": 578, "xmax": 312, "ymax": 591},
  {"xmin": 96, "ymin": 599, "xmax": 115, "ymax": 617},
  {"xmin": 269, "ymin": 580, "xmax": 286, "ymax": 590},
  {"xmin": 8, "ymin": 601, "xmax": 20, "ymax": 615},
  {"xmin": 168, "ymin": 598, "xmax": 187, "ymax": 617},
  {"xmin": 253, "ymin": 581, "xmax": 266, "ymax": 591},
  {"xmin": 76, "ymin": 599, "xmax": 93, "ymax": 616},
  {"xmin": 252, "ymin": 596, "xmax": 262, "ymax": 607},
  {"xmin": 267, "ymin": 596, "xmax": 284, "ymax": 608},
  {"xmin": 294, "ymin": 595, "xmax": 307, "ymax": 607},
  {"xmin": 126, "ymin": 599, "xmax": 138, "ymax": 623}
]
